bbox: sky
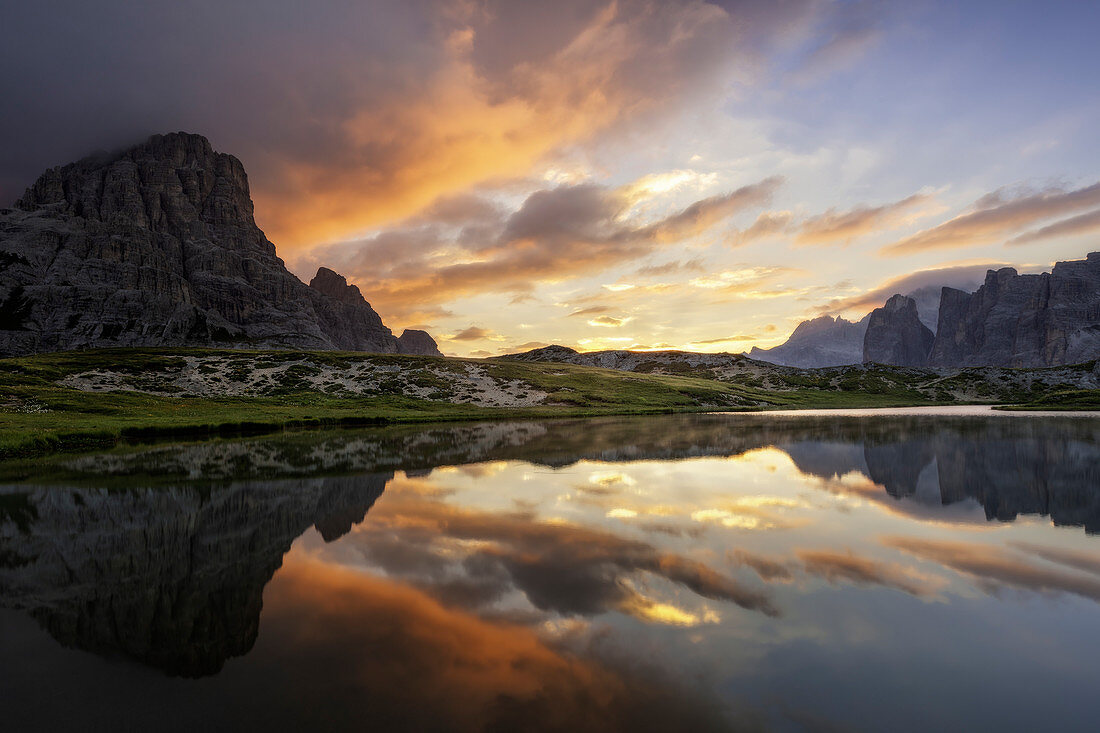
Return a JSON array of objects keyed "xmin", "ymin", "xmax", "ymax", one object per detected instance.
[{"xmin": 2, "ymin": 0, "xmax": 1099, "ymax": 357}]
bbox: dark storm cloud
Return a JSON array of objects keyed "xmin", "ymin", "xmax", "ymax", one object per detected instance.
[{"xmin": 1, "ymin": 0, "xmax": 837, "ymax": 251}]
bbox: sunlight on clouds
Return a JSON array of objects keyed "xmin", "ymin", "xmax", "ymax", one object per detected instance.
[
  {"xmin": 588, "ymin": 315, "xmax": 632, "ymax": 327},
  {"xmin": 623, "ymin": 169, "xmax": 720, "ymax": 199},
  {"xmin": 620, "ymin": 595, "xmax": 711, "ymax": 627},
  {"xmin": 589, "ymin": 471, "xmax": 637, "ymax": 487},
  {"xmin": 690, "ymin": 509, "xmax": 770, "ymax": 530}
]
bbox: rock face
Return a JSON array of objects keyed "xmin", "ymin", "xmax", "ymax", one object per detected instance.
[
  {"xmin": 0, "ymin": 132, "xmax": 439, "ymax": 356},
  {"xmin": 863, "ymin": 294, "xmax": 935, "ymax": 366},
  {"xmin": 397, "ymin": 329, "xmax": 443, "ymax": 356},
  {"xmin": 749, "ymin": 314, "xmax": 868, "ymax": 368},
  {"xmin": 929, "ymin": 254, "xmax": 1100, "ymax": 367}
]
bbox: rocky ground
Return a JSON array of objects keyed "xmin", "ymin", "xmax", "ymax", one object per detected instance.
[
  {"xmin": 504, "ymin": 345, "xmax": 1100, "ymax": 402},
  {"xmin": 57, "ymin": 353, "xmax": 549, "ymax": 407}
]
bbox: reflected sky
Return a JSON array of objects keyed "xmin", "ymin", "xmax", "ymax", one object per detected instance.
[{"xmin": 2, "ymin": 413, "xmax": 1099, "ymax": 731}]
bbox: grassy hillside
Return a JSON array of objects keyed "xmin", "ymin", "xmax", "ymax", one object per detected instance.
[{"xmin": 0, "ymin": 347, "xmax": 1096, "ymax": 460}]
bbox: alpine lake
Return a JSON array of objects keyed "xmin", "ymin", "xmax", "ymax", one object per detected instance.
[{"xmin": 2, "ymin": 407, "xmax": 1099, "ymax": 732}]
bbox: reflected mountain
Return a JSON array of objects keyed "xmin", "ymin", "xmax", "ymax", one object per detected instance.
[
  {"xmin": 0, "ymin": 473, "xmax": 389, "ymax": 676},
  {"xmin": 1, "ymin": 412, "xmax": 1098, "ymax": 679}
]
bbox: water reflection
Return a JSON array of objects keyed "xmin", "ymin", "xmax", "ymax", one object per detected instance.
[{"xmin": 1, "ymin": 413, "xmax": 1099, "ymax": 731}]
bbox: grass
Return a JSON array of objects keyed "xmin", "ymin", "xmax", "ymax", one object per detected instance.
[
  {"xmin": 994, "ymin": 389, "xmax": 1100, "ymax": 411},
  {"xmin": 0, "ymin": 347, "xmax": 1095, "ymax": 460}
]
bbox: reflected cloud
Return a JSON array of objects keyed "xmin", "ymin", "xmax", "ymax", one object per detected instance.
[
  {"xmin": 797, "ymin": 548, "xmax": 946, "ymax": 598},
  {"xmin": 885, "ymin": 537, "xmax": 1100, "ymax": 604},
  {"xmin": 220, "ymin": 556, "xmax": 741, "ymax": 732},
  {"xmin": 729, "ymin": 550, "xmax": 796, "ymax": 583},
  {"xmin": 351, "ymin": 487, "xmax": 779, "ymax": 619}
]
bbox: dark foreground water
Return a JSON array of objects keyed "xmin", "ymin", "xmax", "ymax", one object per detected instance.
[{"xmin": 2, "ymin": 410, "xmax": 1099, "ymax": 732}]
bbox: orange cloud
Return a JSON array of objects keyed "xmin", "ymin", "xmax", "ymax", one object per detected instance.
[
  {"xmin": 254, "ymin": 1, "xmax": 738, "ymax": 250},
  {"xmin": 312, "ymin": 176, "xmax": 781, "ymax": 318},
  {"xmin": 795, "ymin": 192, "xmax": 939, "ymax": 246},
  {"xmin": 797, "ymin": 548, "xmax": 945, "ymax": 598},
  {"xmin": 881, "ymin": 181, "xmax": 1100, "ymax": 256},
  {"xmin": 349, "ymin": 486, "xmax": 779, "ymax": 618},
  {"xmin": 258, "ymin": 556, "xmax": 735, "ymax": 731},
  {"xmin": 885, "ymin": 537, "xmax": 1100, "ymax": 603}
]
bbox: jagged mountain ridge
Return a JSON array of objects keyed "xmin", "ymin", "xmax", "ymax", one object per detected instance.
[
  {"xmin": 929, "ymin": 254, "xmax": 1100, "ymax": 367},
  {"xmin": 0, "ymin": 132, "xmax": 440, "ymax": 356},
  {"xmin": 748, "ymin": 314, "xmax": 869, "ymax": 368},
  {"xmin": 755, "ymin": 253, "xmax": 1100, "ymax": 368}
]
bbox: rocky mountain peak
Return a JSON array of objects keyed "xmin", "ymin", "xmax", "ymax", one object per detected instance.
[
  {"xmin": 309, "ymin": 267, "xmax": 367, "ymax": 306},
  {"xmin": 863, "ymin": 294, "xmax": 934, "ymax": 366},
  {"xmin": 16, "ymin": 132, "xmax": 258, "ymax": 238},
  {"xmin": 882, "ymin": 293, "xmax": 914, "ymax": 312},
  {"xmin": 0, "ymin": 133, "xmax": 442, "ymax": 356}
]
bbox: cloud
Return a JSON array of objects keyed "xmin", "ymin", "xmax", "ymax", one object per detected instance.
[
  {"xmin": 885, "ymin": 537, "xmax": 1100, "ymax": 604},
  {"xmin": 504, "ymin": 341, "xmax": 552, "ymax": 354},
  {"xmin": 797, "ymin": 548, "xmax": 945, "ymax": 598},
  {"xmin": 349, "ymin": 485, "xmax": 780, "ymax": 619},
  {"xmin": 633, "ymin": 258, "xmax": 707, "ymax": 277},
  {"xmin": 1008, "ymin": 542, "xmax": 1100, "ymax": 578},
  {"xmin": 446, "ymin": 326, "xmax": 499, "ymax": 342},
  {"xmin": 881, "ymin": 181, "xmax": 1100, "ymax": 255},
  {"xmin": 313, "ymin": 175, "xmax": 782, "ymax": 318},
  {"xmin": 569, "ymin": 305, "xmax": 611, "ymax": 317},
  {"xmin": 249, "ymin": 556, "xmax": 739, "ymax": 732},
  {"xmin": 589, "ymin": 315, "xmax": 630, "ymax": 327},
  {"xmin": 687, "ymin": 265, "xmax": 804, "ymax": 302},
  {"xmin": 813, "ymin": 262, "xmax": 997, "ymax": 316},
  {"xmin": 732, "ymin": 211, "xmax": 793, "ymax": 245},
  {"xmin": 1009, "ymin": 208, "xmax": 1100, "ymax": 245},
  {"xmin": 729, "ymin": 550, "xmax": 795, "ymax": 582},
  {"xmin": 795, "ymin": 192, "xmax": 939, "ymax": 246},
  {"xmin": 0, "ymin": 0, "xmax": 830, "ymax": 252},
  {"xmin": 787, "ymin": 0, "xmax": 885, "ymax": 84},
  {"xmin": 689, "ymin": 334, "xmax": 766, "ymax": 345}
]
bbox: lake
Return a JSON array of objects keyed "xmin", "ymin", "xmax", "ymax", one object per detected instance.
[{"xmin": 2, "ymin": 410, "xmax": 1099, "ymax": 731}]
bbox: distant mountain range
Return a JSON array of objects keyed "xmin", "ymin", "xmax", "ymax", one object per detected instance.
[
  {"xmin": 749, "ymin": 253, "xmax": 1100, "ymax": 369},
  {"xmin": 0, "ymin": 133, "xmax": 440, "ymax": 357},
  {"xmin": 747, "ymin": 283, "xmax": 957, "ymax": 369}
]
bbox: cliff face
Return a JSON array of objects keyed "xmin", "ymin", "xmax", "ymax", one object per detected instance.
[
  {"xmin": 862, "ymin": 295, "xmax": 935, "ymax": 366},
  {"xmin": 0, "ymin": 132, "xmax": 439, "ymax": 356},
  {"xmin": 749, "ymin": 315, "xmax": 868, "ymax": 368},
  {"xmin": 929, "ymin": 254, "xmax": 1100, "ymax": 367}
]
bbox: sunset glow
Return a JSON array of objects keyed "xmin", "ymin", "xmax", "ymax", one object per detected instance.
[{"xmin": 2, "ymin": 2, "xmax": 1097, "ymax": 357}]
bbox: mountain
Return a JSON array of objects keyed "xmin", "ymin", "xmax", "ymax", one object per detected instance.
[
  {"xmin": 750, "ymin": 281, "xmax": 977, "ymax": 368},
  {"xmin": 862, "ymin": 294, "xmax": 935, "ymax": 367},
  {"xmin": 748, "ymin": 314, "xmax": 868, "ymax": 368},
  {"xmin": 929, "ymin": 254, "xmax": 1100, "ymax": 367},
  {"xmin": 0, "ymin": 132, "xmax": 439, "ymax": 356}
]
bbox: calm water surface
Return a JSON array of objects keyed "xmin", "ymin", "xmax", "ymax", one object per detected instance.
[{"xmin": 2, "ymin": 411, "xmax": 1099, "ymax": 732}]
